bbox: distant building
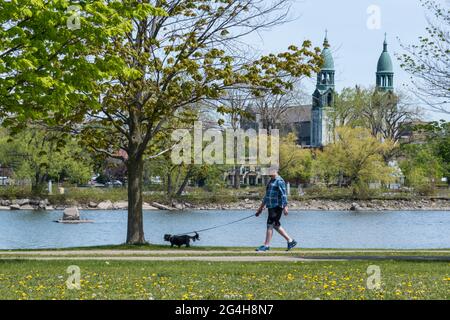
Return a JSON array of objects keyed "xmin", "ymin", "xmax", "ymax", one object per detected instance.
[
  {"xmin": 242, "ymin": 33, "xmax": 396, "ymax": 149},
  {"xmin": 311, "ymin": 33, "xmax": 335, "ymax": 147},
  {"xmin": 376, "ymin": 34, "xmax": 395, "ymax": 92},
  {"xmin": 224, "ymin": 166, "xmax": 272, "ymax": 187},
  {"xmin": 0, "ymin": 166, "xmax": 14, "ymax": 186},
  {"xmin": 229, "ymin": 33, "xmax": 397, "ymax": 186}
]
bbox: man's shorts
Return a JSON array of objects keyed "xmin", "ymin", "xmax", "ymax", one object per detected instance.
[{"xmin": 267, "ymin": 206, "xmax": 283, "ymax": 228}]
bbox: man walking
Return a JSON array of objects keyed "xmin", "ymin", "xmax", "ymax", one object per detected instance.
[{"xmin": 255, "ymin": 167, "xmax": 297, "ymax": 252}]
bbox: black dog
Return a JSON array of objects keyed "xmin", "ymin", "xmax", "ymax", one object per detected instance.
[{"xmin": 164, "ymin": 232, "xmax": 200, "ymax": 248}]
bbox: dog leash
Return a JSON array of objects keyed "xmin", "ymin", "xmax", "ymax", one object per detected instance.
[{"xmin": 174, "ymin": 213, "xmax": 256, "ymax": 236}]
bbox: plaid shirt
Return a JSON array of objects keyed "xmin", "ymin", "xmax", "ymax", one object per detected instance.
[{"xmin": 263, "ymin": 176, "xmax": 288, "ymax": 209}]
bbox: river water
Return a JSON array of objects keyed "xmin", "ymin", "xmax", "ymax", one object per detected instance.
[{"xmin": 0, "ymin": 209, "xmax": 449, "ymax": 249}]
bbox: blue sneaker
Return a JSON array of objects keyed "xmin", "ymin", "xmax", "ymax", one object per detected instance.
[
  {"xmin": 287, "ymin": 240, "xmax": 297, "ymax": 251},
  {"xmin": 256, "ymin": 245, "xmax": 270, "ymax": 252}
]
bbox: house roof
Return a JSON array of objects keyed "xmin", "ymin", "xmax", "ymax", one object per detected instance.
[{"xmin": 278, "ymin": 105, "xmax": 312, "ymax": 123}]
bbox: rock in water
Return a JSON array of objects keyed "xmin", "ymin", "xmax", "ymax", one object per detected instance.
[
  {"xmin": 142, "ymin": 202, "xmax": 158, "ymax": 210},
  {"xmin": 151, "ymin": 202, "xmax": 174, "ymax": 211},
  {"xmin": 113, "ymin": 201, "xmax": 128, "ymax": 210},
  {"xmin": 88, "ymin": 201, "xmax": 98, "ymax": 208},
  {"xmin": 17, "ymin": 199, "xmax": 30, "ymax": 206},
  {"xmin": 63, "ymin": 207, "xmax": 80, "ymax": 221},
  {"xmin": 20, "ymin": 204, "xmax": 35, "ymax": 210},
  {"xmin": 97, "ymin": 200, "xmax": 113, "ymax": 210},
  {"xmin": 38, "ymin": 200, "xmax": 46, "ymax": 210}
]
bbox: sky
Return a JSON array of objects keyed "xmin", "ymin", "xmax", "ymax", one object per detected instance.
[{"xmin": 244, "ymin": 0, "xmax": 449, "ymax": 121}]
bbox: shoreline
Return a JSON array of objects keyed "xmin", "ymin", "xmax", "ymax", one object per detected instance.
[
  {"xmin": 186, "ymin": 199, "xmax": 450, "ymax": 211},
  {"xmin": 0, "ymin": 198, "xmax": 449, "ymax": 211}
]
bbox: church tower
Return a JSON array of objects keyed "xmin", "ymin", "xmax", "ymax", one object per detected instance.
[
  {"xmin": 311, "ymin": 32, "xmax": 335, "ymax": 147},
  {"xmin": 376, "ymin": 34, "xmax": 394, "ymax": 91}
]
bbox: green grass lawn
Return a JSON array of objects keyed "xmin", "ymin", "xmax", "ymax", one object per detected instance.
[
  {"xmin": 0, "ymin": 259, "xmax": 448, "ymax": 300},
  {"xmin": 2, "ymin": 244, "xmax": 449, "ymax": 255}
]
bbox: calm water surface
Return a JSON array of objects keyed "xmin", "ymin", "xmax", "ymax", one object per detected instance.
[{"xmin": 0, "ymin": 210, "xmax": 449, "ymax": 249}]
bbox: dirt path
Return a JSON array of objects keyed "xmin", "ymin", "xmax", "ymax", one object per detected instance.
[
  {"xmin": 1, "ymin": 249, "xmax": 449, "ymax": 256},
  {"xmin": 1, "ymin": 249, "xmax": 449, "ymax": 262}
]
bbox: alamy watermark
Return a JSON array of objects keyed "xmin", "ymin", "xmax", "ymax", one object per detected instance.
[
  {"xmin": 367, "ymin": 4, "xmax": 382, "ymax": 30},
  {"xmin": 171, "ymin": 122, "xmax": 279, "ymax": 166},
  {"xmin": 66, "ymin": 265, "xmax": 81, "ymax": 290},
  {"xmin": 66, "ymin": 5, "xmax": 81, "ymax": 30},
  {"xmin": 366, "ymin": 265, "xmax": 382, "ymax": 290}
]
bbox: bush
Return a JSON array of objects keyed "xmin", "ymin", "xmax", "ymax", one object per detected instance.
[
  {"xmin": 176, "ymin": 188, "xmax": 239, "ymax": 205},
  {"xmin": 406, "ymin": 168, "xmax": 438, "ymax": 196},
  {"xmin": 0, "ymin": 185, "xmax": 33, "ymax": 199},
  {"xmin": 291, "ymin": 186, "xmax": 355, "ymax": 200}
]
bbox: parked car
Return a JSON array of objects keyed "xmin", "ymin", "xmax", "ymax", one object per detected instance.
[{"xmin": 105, "ymin": 180, "xmax": 123, "ymax": 187}]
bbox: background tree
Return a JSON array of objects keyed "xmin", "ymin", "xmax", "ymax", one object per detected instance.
[
  {"xmin": 364, "ymin": 90, "xmax": 421, "ymax": 145},
  {"xmin": 144, "ymin": 105, "xmax": 226, "ymax": 197},
  {"xmin": 317, "ymin": 126, "xmax": 395, "ymax": 198},
  {"xmin": 253, "ymin": 89, "xmax": 302, "ymax": 131},
  {"xmin": 312, "ymin": 149, "xmax": 341, "ymax": 187},
  {"xmin": 0, "ymin": 128, "xmax": 93, "ymax": 192},
  {"xmin": 329, "ymin": 87, "xmax": 421, "ymax": 145},
  {"xmin": 279, "ymin": 133, "xmax": 312, "ymax": 184},
  {"xmin": 217, "ymin": 89, "xmax": 253, "ymax": 189},
  {"xmin": 399, "ymin": 143, "xmax": 444, "ymax": 195},
  {"xmin": 0, "ymin": 1, "xmax": 145, "ymax": 124},
  {"xmin": 329, "ymin": 87, "xmax": 367, "ymax": 131},
  {"xmin": 400, "ymin": 120, "xmax": 450, "ymax": 192},
  {"xmin": 431, "ymin": 121, "xmax": 450, "ymax": 181},
  {"xmin": 398, "ymin": 0, "xmax": 450, "ymax": 113}
]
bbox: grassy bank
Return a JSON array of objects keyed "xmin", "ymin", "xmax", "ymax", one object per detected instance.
[
  {"xmin": 0, "ymin": 185, "xmax": 448, "ymax": 206},
  {"xmin": 0, "ymin": 259, "xmax": 448, "ymax": 300},
  {"xmin": 0, "ymin": 186, "xmax": 243, "ymax": 205},
  {"xmin": 2, "ymin": 244, "xmax": 450, "ymax": 256}
]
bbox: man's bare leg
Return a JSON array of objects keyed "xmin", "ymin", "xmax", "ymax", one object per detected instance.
[
  {"xmin": 274, "ymin": 226, "xmax": 293, "ymax": 242},
  {"xmin": 264, "ymin": 228, "xmax": 273, "ymax": 247}
]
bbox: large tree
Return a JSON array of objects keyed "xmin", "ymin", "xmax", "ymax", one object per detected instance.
[
  {"xmin": 363, "ymin": 90, "xmax": 421, "ymax": 145},
  {"xmin": 0, "ymin": 0, "xmax": 148, "ymax": 121},
  {"xmin": 316, "ymin": 126, "xmax": 395, "ymax": 197},
  {"xmin": 0, "ymin": 127, "xmax": 93, "ymax": 192},
  {"xmin": 253, "ymin": 89, "xmax": 302, "ymax": 131},
  {"xmin": 399, "ymin": 0, "xmax": 450, "ymax": 113},
  {"xmin": 398, "ymin": 120, "xmax": 450, "ymax": 195},
  {"xmin": 1, "ymin": 0, "xmax": 322, "ymax": 244},
  {"xmin": 329, "ymin": 87, "xmax": 421, "ymax": 145},
  {"xmin": 279, "ymin": 133, "xmax": 312, "ymax": 184},
  {"xmin": 216, "ymin": 89, "xmax": 254, "ymax": 189},
  {"xmin": 400, "ymin": 142, "xmax": 444, "ymax": 195}
]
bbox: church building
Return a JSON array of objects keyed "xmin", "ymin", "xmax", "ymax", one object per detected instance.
[
  {"xmin": 310, "ymin": 33, "xmax": 394, "ymax": 147},
  {"xmin": 232, "ymin": 33, "xmax": 396, "ymax": 186}
]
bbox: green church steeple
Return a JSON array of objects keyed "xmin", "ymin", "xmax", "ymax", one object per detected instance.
[
  {"xmin": 311, "ymin": 31, "xmax": 335, "ymax": 147},
  {"xmin": 317, "ymin": 30, "xmax": 335, "ymax": 90},
  {"xmin": 376, "ymin": 33, "xmax": 394, "ymax": 91}
]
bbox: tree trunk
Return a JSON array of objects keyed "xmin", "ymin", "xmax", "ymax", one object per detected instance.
[
  {"xmin": 167, "ymin": 171, "xmax": 172, "ymax": 195},
  {"xmin": 126, "ymin": 153, "xmax": 146, "ymax": 244},
  {"xmin": 234, "ymin": 166, "xmax": 240, "ymax": 189},
  {"xmin": 32, "ymin": 172, "xmax": 47, "ymax": 195},
  {"xmin": 176, "ymin": 166, "xmax": 193, "ymax": 196}
]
